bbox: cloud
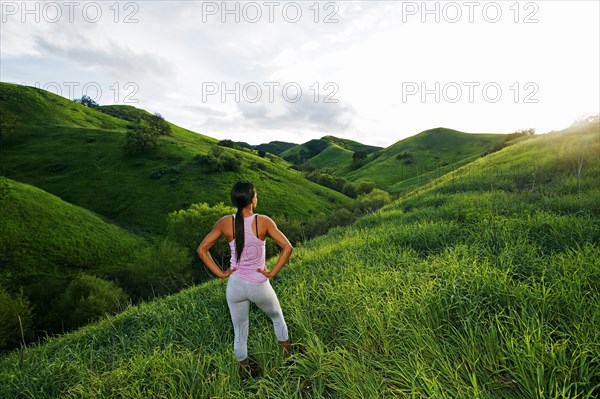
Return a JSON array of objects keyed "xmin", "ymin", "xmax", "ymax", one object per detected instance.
[
  {"xmin": 33, "ymin": 35, "xmax": 174, "ymax": 81},
  {"xmin": 234, "ymin": 88, "xmax": 357, "ymax": 133}
]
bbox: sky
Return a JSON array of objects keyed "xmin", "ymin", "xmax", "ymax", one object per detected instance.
[{"xmin": 1, "ymin": 0, "xmax": 598, "ymax": 147}]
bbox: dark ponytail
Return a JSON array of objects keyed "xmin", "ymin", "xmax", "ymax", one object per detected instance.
[{"xmin": 230, "ymin": 181, "xmax": 256, "ymax": 263}]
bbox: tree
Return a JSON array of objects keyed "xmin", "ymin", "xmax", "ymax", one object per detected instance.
[
  {"xmin": 146, "ymin": 112, "xmax": 172, "ymax": 136},
  {"xmin": 258, "ymin": 149, "xmax": 267, "ymax": 158},
  {"xmin": 124, "ymin": 124, "xmax": 158, "ymax": 154},
  {"xmin": 218, "ymin": 139, "xmax": 235, "ymax": 148},
  {"xmin": 351, "ymin": 150, "xmax": 368, "ymax": 169},
  {"xmin": 74, "ymin": 95, "xmax": 99, "ymax": 108},
  {"xmin": 353, "ymin": 150, "xmax": 368, "ymax": 161}
]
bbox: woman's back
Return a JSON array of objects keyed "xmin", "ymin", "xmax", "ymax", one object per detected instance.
[{"xmin": 228, "ymin": 213, "xmax": 267, "ymax": 282}]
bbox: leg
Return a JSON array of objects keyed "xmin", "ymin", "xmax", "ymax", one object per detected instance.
[
  {"xmin": 226, "ymin": 277, "xmax": 250, "ymax": 363},
  {"xmin": 250, "ymin": 281, "xmax": 290, "ymax": 357}
]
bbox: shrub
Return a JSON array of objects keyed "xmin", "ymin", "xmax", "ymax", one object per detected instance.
[
  {"xmin": 167, "ymin": 202, "xmax": 235, "ymax": 280},
  {"xmin": 0, "ymin": 288, "xmax": 32, "ymax": 350},
  {"xmin": 396, "ymin": 151, "xmax": 415, "ymax": 164},
  {"xmin": 120, "ymin": 238, "xmax": 192, "ymax": 300},
  {"xmin": 218, "ymin": 139, "xmax": 235, "ymax": 148},
  {"xmin": 53, "ymin": 274, "xmax": 128, "ymax": 330},
  {"xmin": 194, "ymin": 147, "xmax": 241, "ymax": 172},
  {"xmin": 146, "ymin": 112, "xmax": 171, "ymax": 136},
  {"xmin": 356, "ymin": 181, "xmax": 376, "ymax": 195},
  {"xmin": 342, "ymin": 182, "xmax": 358, "ymax": 199},
  {"xmin": 124, "ymin": 124, "xmax": 158, "ymax": 154},
  {"xmin": 355, "ymin": 189, "xmax": 392, "ymax": 214},
  {"xmin": 73, "ymin": 95, "xmax": 99, "ymax": 108}
]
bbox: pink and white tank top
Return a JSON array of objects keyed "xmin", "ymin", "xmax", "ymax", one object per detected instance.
[{"xmin": 228, "ymin": 213, "xmax": 267, "ymax": 283}]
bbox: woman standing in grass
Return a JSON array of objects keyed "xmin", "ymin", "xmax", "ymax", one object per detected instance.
[{"xmin": 197, "ymin": 181, "xmax": 293, "ymax": 377}]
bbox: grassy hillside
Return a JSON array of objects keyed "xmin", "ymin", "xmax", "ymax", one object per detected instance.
[
  {"xmin": 281, "ymin": 136, "xmax": 381, "ymax": 166},
  {"xmin": 0, "ymin": 82, "xmax": 352, "ymax": 236},
  {"xmin": 305, "ymin": 142, "xmax": 355, "ymax": 170},
  {"xmin": 254, "ymin": 141, "xmax": 297, "ymax": 156},
  {"xmin": 1, "ymin": 121, "xmax": 598, "ymax": 398},
  {"xmin": 0, "ymin": 176, "xmax": 148, "ymax": 283},
  {"xmin": 342, "ymin": 128, "xmax": 510, "ymax": 193},
  {"xmin": 0, "ymin": 176, "xmax": 155, "ymax": 344}
]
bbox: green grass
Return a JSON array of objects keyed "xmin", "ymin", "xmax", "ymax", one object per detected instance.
[
  {"xmin": 342, "ymin": 127, "xmax": 511, "ymax": 192},
  {"xmin": 280, "ymin": 136, "xmax": 381, "ymax": 166},
  {"xmin": 305, "ymin": 143, "xmax": 355, "ymax": 170},
  {"xmin": 0, "ymin": 176, "xmax": 150, "ymax": 284},
  {"xmin": 1, "ymin": 121, "xmax": 598, "ymax": 398},
  {"xmin": 0, "ymin": 82, "xmax": 352, "ymax": 237}
]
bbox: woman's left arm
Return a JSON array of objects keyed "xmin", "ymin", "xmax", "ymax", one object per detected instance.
[{"xmin": 197, "ymin": 219, "xmax": 236, "ymax": 278}]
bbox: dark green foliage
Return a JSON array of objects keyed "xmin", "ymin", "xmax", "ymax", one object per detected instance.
[
  {"xmin": 396, "ymin": 151, "xmax": 415, "ymax": 164},
  {"xmin": 505, "ymin": 128, "xmax": 536, "ymax": 142},
  {"xmin": 355, "ymin": 181, "xmax": 376, "ymax": 195},
  {"xmin": 149, "ymin": 166, "xmax": 181, "ymax": 180},
  {"xmin": 353, "ymin": 150, "xmax": 368, "ymax": 160},
  {"xmin": 0, "ymin": 110, "xmax": 19, "ymax": 147},
  {"xmin": 147, "ymin": 113, "xmax": 172, "ymax": 136},
  {"xmin": 0, "ymin": 288, "xmax": 32, "ymax": 350},
  {"xmin": 481, "ymin": 142, "xmax": 507, "ymax": 156},
  {"xmin": 53, "ymin": 273, "xmax": 127, "ymax": 331},
  {"xmin": 354, "ymin": 188, "xmax": 393, "ymax": 214},
  {"xmin": 194, "ymin": 147, "xmax": 242, "ymax": 173},
  {"xmin": 255, "ymin": 141, "xmax": 296, "ymax": 156},
  {"xmin": 113, "ymin": 239, "xmax": 192, "ymax": 301},
  {"xmin": 258, "ymin": 149, "xmax": 267, "ymax": 158},
  {"xmin": 218, "ymin": 139, "xmax": 235, "ymax": 148},
  {"xmin": 124, "ymin": 124, "xmax": 158, "ymax": 154},
  {"xmin": 73, "ymin": 95, "xmax": 99, "ymax": 108},
  {"xmin": 341, "ymin": 182, "xmax": 358, "ymax": 199}
]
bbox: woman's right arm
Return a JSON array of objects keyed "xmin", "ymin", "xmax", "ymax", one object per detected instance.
[
  {"xmin": 197, "ymin": 218, "xmax": 235, "ymax": 279},
  {"xmin": 257, "ymin": 216, "xmax": 293, "ymax": 279}
]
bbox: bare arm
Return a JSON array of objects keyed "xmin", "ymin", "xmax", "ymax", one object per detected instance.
[
  {"xmin": 257, "ymin": 216, "xmax": 293, "ymax": 279},
  {"xmin": 197, "ymin": 218, "xmax": 236, "ymax": 279}
]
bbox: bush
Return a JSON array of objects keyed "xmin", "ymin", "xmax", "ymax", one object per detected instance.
[
  {"xmin": 124, "ymin": 125, "xmax": 158, "ymax": 154},
  {"xmin": 53, "ymin": 274, "xmax": 128, "ymax": 331},
  {"xmin": 396, "ymin": 151, "xmax": 415, "ymax": 164},
  {"xmin": 342, "ymin": 182, "xmax": 358, "ymax": 199},
  {"xmin": 355, "ymin": 189, "xmax": 393, "ymax": 214},
  {"xmin": 73, "ymin": 95, "xmax": 99, "ymax": 108},
  {"xmin": 0, "ymin": 288, "xmax": 32, "ymax": 350},
  {"xmin": 218, "ymin": 139, "xmax": 235, "ymax": 148},
  {"xmin": 167, "ymin": 202, "xmax": 235, "ymax": 280},
  {"xmin": 120, "ymin": 238, "xmax": 192, "ymax": 300},
  {"xmin": 146, "ymin": 112, "xmax": 172, "ymax": 136},
  {"xmin": 356, "ymin": 181, "xmax": 376, "ymax": 195},
  {"xmin": 194, "ymin": 147, "xmax": 241, "ymax": 172},
  {"xmin": 307, "ymin": 208, "xmax": 358, "ymax": 237}
]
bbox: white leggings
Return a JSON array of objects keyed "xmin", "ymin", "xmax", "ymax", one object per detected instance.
[{"xmin": 226, "ymin": 274, "xmax": 289, "ymax": 361}]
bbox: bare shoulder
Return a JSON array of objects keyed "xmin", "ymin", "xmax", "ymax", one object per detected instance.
[
  {"xmin": 215, "ymin": 214, "xmax": 234, "ymax": 228},
  {"xmin": 257, "ymin": 214, "xmax": 276, "ymax": 226}
]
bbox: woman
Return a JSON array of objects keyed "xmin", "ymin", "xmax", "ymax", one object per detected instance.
[{"xmin": 197, "ymin": 181, "xmax": 293, "ymax": 376}]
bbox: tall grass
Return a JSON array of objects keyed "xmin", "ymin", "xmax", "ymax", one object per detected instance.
[{"xmin": 0, "ymin": 123, "xmax": 598, "ymax": 398}]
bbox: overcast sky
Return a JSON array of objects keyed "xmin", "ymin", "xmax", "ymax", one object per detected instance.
[{"xmin": 1, "ymin": 1, "xmax": 598, "ymax": 147}]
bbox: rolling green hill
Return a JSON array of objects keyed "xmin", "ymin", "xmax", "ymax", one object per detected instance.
[
  {"xmin": 0, "ymin": 82, "xmax": 352, "ymax": 237},
  {"xmin": 280, "ymin": 136, "xmax": 381, "ymax": 167},
  {"xmin": 1, "ymin": 121, "xmax": 597, "ymax": 398},
  {"xmin": 0, "ymin": 176, "xmax": 148, "ymax": 282},
  {"xmin": 254, "ymin": 141, "xmax": 297, "ymax": 156},
  {"xmin": 0, "ymin": 175, "xmax": 155, "ymax": 344},
  {"xmin": 341, "ymin": 127, "xmax": 511, "ymax": 193}
]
